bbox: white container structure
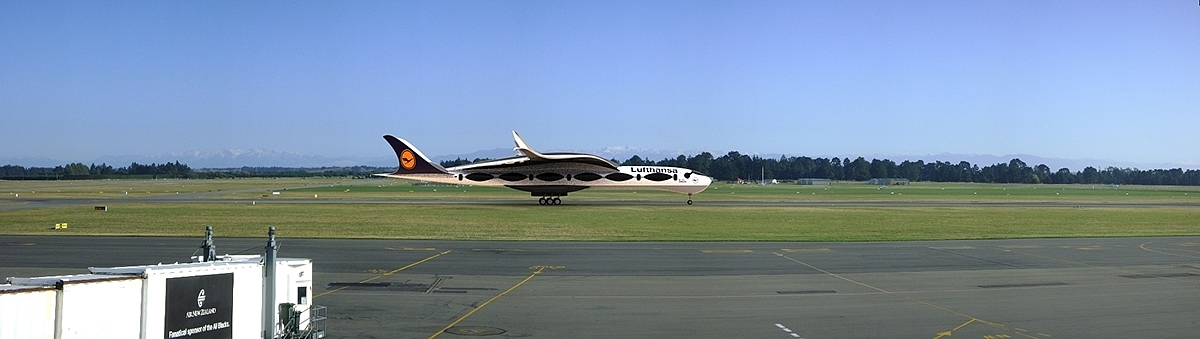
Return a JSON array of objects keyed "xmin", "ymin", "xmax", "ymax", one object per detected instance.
[
  {"xmin": 91, "ymin": 259, "xmax": 264, "ymax": 339},
  {"xmin": 270, "ymin": 258, "xmax": 315, "ymax": 334},
  {"xmin": 2, "ymin": 255, "xmax": 315, "ymax": 339},
  {"xmin": 0, "ymin": 284, "xmax": 57, "ymax": 339},
  {"xmin": 6, "ymin": 274, "xmax": 143, "ymax": 339}
]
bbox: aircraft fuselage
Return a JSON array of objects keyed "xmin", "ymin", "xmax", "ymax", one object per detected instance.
[
  {"xmin": 376, "ymin": 132, "xmax": 713, "ymax": 204},
  {"xmin": 391, "ymin": 164, "xmax": 712, "ymax": 196}
]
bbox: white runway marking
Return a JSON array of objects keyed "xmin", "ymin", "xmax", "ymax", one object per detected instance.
[{"xmin": 775, "ymin": 323, "xmax": 802, "ymax": 338}]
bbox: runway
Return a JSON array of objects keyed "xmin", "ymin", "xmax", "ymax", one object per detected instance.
[{"xmin": 4, "ymin": 236, "xmax": 1200, "ymax": 338}]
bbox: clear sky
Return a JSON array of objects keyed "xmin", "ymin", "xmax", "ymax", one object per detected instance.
[{"xmin": 3, "ymin": 1, "xmax": 1198, "ymax": 166}]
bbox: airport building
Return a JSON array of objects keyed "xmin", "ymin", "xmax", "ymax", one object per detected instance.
[
  {"xmin": 795, "ymin": 178, "xmax": 832, "ymax": 186},
  {"xmin": 868, "ymin": 178, "xmax": 910, "ymax": 185},
  {"xmin": 0, "ymin": 229, "xmax": 325, "ymax": 339}
]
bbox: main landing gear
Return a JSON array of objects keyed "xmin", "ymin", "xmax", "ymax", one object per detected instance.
[
  {"xmin": 538, "ymin": 196, "xmax": 562, "ymax": 205},
  {"xmin": 687, "ymin": 193, "xmax": 693, "ymax": 205}
]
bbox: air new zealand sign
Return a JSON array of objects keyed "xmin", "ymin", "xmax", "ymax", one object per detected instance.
[{"xmin": 165, "ymin": 273, "xmax": 234, "ymax": 339}]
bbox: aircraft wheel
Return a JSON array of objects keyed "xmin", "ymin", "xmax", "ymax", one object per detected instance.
[
  {"xmin": 538, "ymin": 197, "xmax": 546, "ymax": 205},
  {"xmin": 552, "ymin": 197, "xmax": 561, "ymax": 205},
  {"xmin": 687, "ymin": 199, "xmax": 693, "ymax": 205}
]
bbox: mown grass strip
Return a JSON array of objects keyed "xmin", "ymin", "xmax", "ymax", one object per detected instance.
[{"xmin": 2, "ymin": 203, "xmax": 1197, "ymax": 241}]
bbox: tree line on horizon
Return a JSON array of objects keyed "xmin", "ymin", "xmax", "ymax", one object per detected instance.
[
  {"xmin": 5, "ymin": 153, "xmax": 1200, "ymax": 186},
  {"xmin": 616, "ymin": 152, "xmax": 1200, "ymax": 186},
  {"xmin": 1, "ymin": 162, "xmax": 196, "ymax": 179},
  {"xmin": 0, "ymin": 162, "xmax": 388, "ymax": 180},
  {"xmin": 443, "ymin": 152, "xmax": 1200, "ymax": 186}
]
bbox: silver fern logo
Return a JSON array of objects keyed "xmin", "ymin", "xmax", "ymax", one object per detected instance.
[{"xmin": 197, "ymin": 289, "xmax": 206, "ymax": 308}]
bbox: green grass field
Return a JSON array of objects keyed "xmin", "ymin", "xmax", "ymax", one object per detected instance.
[
  {"xmin": 5, "ymin": 178, "xmax": 1198, "ymax": 202},
  {"xmin": 2, "ymin": 179, "xmax": 1198, "ymax": 241}
]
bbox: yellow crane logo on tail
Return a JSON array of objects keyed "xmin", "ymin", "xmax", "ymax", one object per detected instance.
[{"xmin": 400, "ymin": 149, "xmax": 416, "ymax": 170}]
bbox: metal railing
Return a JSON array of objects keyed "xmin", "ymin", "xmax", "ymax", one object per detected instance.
[{"xmin": 277, "ymin": 304, "xmax": 327, "ymax": 339}]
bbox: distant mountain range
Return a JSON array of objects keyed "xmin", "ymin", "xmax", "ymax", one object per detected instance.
[
  {"xmin": 852, "ymin": 153, "xmax": 1197, "ymax": 173},
  {"xmin": 432, "ymin": 148, "xmax": 1197, "ymax": 172},
  {"xmin": 1, "ymin": 149, "xmax": 392, "ymax": 169},
  {"xmin": 3, "ymin": 148, "xmax": 1196, "ymax": 171},
  {"xmin": 94, "ymin": 149, "xmax": 396, "ymax": 169},
  {"xmin": 428, "ymin": 146, "xmax": 704, "ymax": 165},
  {"xmin": 0, "ymin": 156, "xmax": 64, "ymax": 168}
]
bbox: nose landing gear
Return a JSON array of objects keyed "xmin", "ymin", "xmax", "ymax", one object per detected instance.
[{"xmin": 687, "ymin": 193, "xmax": 693, "ymax": 205}]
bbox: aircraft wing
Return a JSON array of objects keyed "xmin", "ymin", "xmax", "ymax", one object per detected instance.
[{"xmin": 447, "ymin": 131, "xmax": 619, "ymax": 171}]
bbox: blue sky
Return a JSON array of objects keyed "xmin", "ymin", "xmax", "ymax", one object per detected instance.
[{"xmin": 3, "ymin": 1, "xmax": 1198, "ymax": 167}]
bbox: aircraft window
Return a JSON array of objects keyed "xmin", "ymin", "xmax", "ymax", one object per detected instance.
[
  {"xmin": 499, "ymin": 173, "xmax": 527, "ymax": 182},
  {"xmin": 574, "ymin": 173, "xmax": 602, "ymax": 181},
  {"xmin": 644, "ymin": 173, "xmax": 672, "ymax": 181},
  {"xmin": 536, "ymin": 173, "xmax": 564, "ymax": 181},
  {"xmin": 605, "ymin": 173, "xmax": 633, "ymax": 181},
  {"xmin": 466, "ymin": 173, "xmax": 494, "ymax": 181}
]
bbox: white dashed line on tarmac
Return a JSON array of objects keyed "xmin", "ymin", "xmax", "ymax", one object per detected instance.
[{"xmin": 775, "ymin": 323, "xmax": 802, "ymax": 338}]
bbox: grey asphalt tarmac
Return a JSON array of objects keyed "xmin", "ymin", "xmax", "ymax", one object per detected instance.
[{"xmin": 4, "ymin": 236, "xmax": 1200, "ymax": 338}]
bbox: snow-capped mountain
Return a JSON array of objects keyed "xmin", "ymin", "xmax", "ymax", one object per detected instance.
[
  {"xmin": 5, "ymin": 148, "xmax": 1195, "ymax": 171},
  {"xmin": 90, "ymin": 149, "xmax": 391, "ymax": 168}
]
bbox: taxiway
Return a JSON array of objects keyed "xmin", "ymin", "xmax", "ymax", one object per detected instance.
[{"xmin": 3, "ymin": 236, "xmax": 1199, "ymax": 338}]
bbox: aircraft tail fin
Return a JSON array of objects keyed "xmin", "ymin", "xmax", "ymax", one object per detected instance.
[
  {"xmin": 383, "ymin": 135, "xmax": 448, "ymax": 175},
  {"xmin": 512, "ymin": 131, "xmax": 547, "ymax": 161}
]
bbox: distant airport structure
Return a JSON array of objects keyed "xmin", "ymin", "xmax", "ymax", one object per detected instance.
[
  {"xmin": 796, "ymin": 178, "xmax": 832, "ymax": 186},
  {"xmin": 377, "ymin": 131, "xmax": 713, "ymax": 205},
  {"xmin": 868, "ymin": 178, "xmax": 910, "ymax": 185}
]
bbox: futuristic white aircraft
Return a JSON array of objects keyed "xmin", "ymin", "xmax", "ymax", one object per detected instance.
[{"xmin": 377, "ymin": 131, "xmax": 712, "ymax": 205}]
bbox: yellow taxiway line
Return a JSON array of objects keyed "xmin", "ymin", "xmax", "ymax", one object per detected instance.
[{"xmin": 315, "ymin": 249, "xmax": 452, "ymax": 299}]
